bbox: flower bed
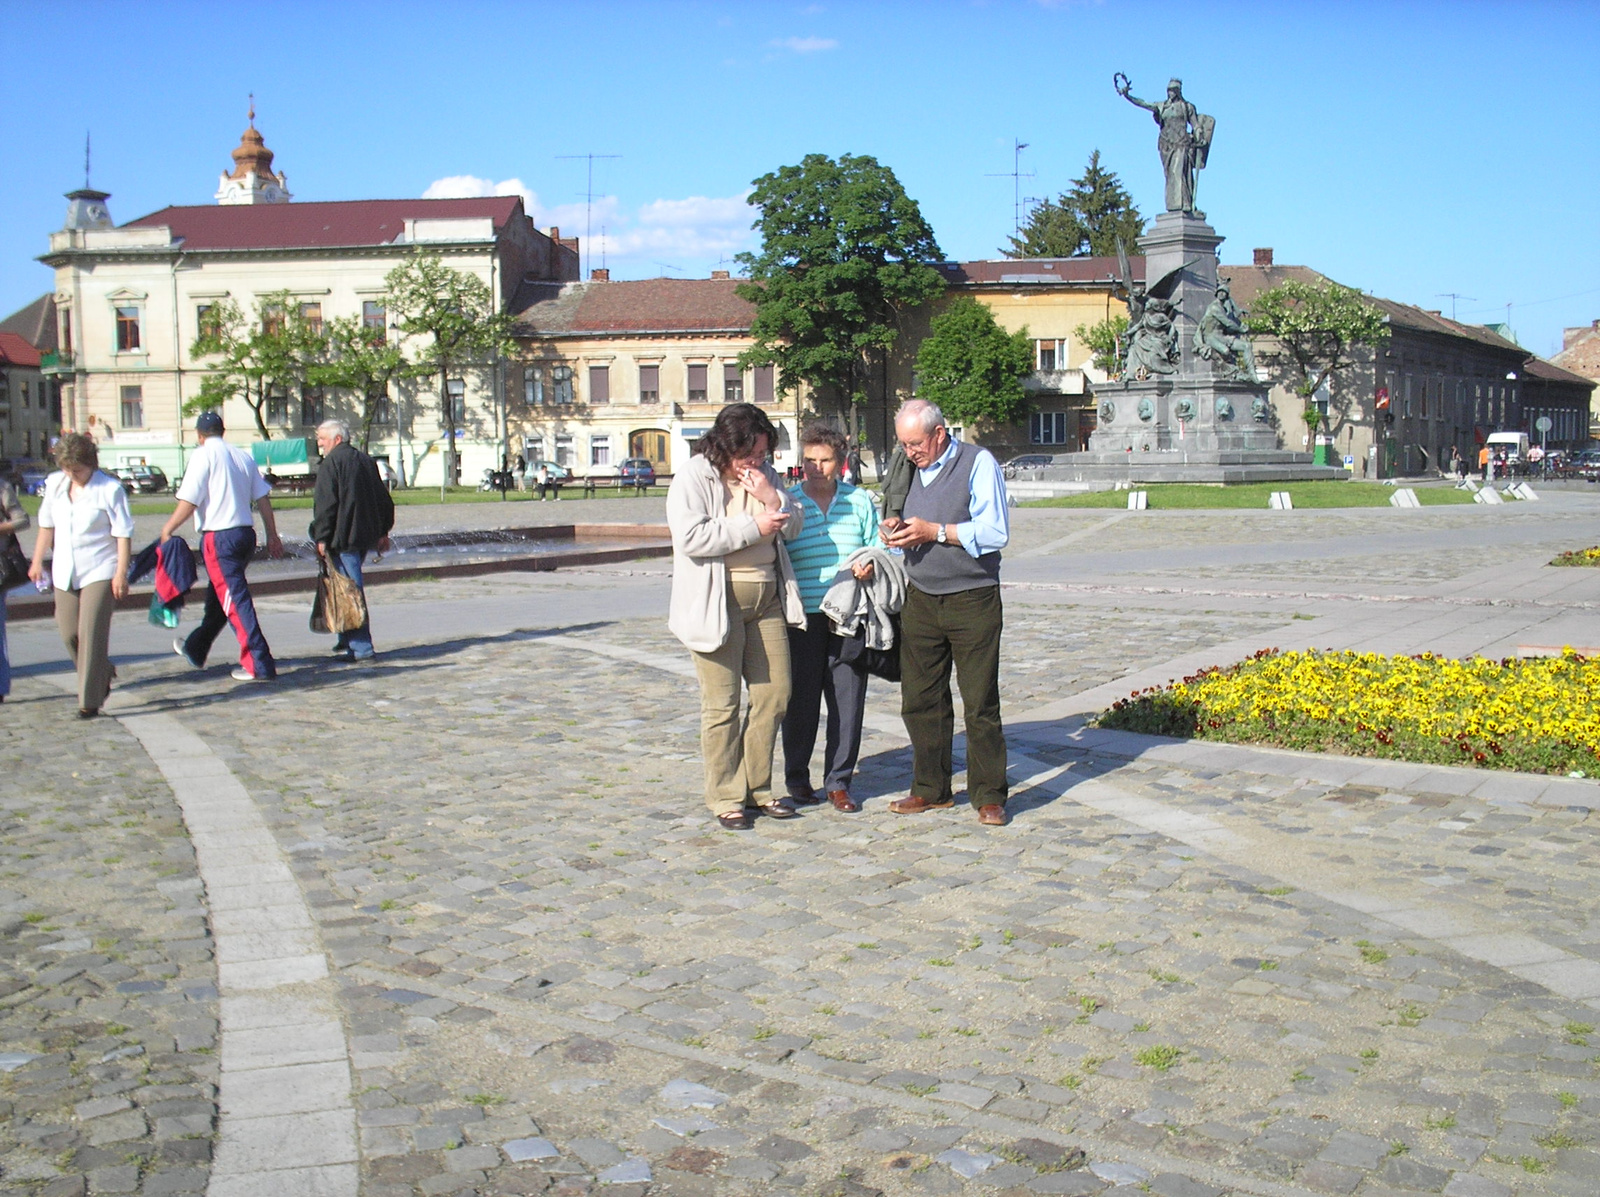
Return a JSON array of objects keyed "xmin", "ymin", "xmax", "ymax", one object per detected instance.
[
  {"xmin": 1097, "ymin": 648, "xmax": 1600, "ymax": 776},
  {"xmin": 1550, "ymin": 546, "xmax": 1600, "ymax": 567}
]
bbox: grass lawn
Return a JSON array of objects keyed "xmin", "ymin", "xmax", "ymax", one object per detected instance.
[{"xmin": 1020, "ymin": 481, "xmax": 1477, "ymax": 510}]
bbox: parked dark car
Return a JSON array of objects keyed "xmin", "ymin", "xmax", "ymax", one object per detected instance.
[
  {"xmin": 110, "ymin": 465, "xmax": 170, "ymax": 494},
  {"xmin": 618, "ymin": 457, "xmax": 657, "ymax": 489},
  {"xmin": 1002, "ymin": 453, "xmax": 1054, "ymax": 478}
]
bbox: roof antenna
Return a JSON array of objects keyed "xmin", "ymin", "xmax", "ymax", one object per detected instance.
[{"xmin": 84, "ymin": 131, "xmax": 91, "ymax": 189}]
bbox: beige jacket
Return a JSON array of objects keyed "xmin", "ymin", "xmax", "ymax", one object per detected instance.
[{"xmin": 667, "ymin": 454, "xmax": 806, "ymax": 652}]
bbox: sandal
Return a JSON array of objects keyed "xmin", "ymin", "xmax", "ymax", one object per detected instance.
[{"xmin": 717, "ymin": 811, "xmax": 753, "ymax": 831}]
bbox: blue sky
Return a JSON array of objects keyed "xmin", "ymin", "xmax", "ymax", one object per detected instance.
[{"xmin": 2, "ymin": 0, "xmax": 1596, "ymax": 357}]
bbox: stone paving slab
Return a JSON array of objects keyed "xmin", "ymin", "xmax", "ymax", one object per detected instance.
[{"xmin": 6, "ymin": 499, "xmax": 1600, "ymax": 1197}]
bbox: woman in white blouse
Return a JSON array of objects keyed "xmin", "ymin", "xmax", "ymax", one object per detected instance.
[{"xmin": 28, "ymin": 433, "xmax": 133, "ymax": 717}]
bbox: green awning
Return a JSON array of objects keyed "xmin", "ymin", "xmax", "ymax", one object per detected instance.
[{"xmin": 251, "ymin": 438, "xmax": 309, "ymax": 467}]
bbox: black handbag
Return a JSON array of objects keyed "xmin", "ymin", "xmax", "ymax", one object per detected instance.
[
  {"xmin": 0, "ymin": 537, "xmax": 28, "ymax": 592},
  {"xmin": 838, "ymin": 613, "xmax": 902, "ymax": 683}
]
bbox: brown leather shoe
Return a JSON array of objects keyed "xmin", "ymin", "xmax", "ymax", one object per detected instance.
[
  {"xmin": 888, "ymin": 794, "xmax": 954, "ymax": 815},
  {"xmin": 977, "ymin": 804, "xmax": 1008, "ymax": 826},
  {"xmin": 827, "ymin": 789, "xmax": 860, "ymax": 813}
]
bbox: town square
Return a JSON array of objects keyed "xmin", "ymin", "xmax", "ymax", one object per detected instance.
[{"xmin": 1, "ymin": 4, "xmax": 1598, "ymax": 1197}]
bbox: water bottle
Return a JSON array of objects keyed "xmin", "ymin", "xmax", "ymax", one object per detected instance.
[{"xmin": 34, "ymin": 568, "xmax": 51, "ymax": 593}]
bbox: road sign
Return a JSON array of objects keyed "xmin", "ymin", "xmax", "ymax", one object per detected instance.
[{"xmin": 1535, "ymin": 416, "xmax": 1553, "ymax": 432}]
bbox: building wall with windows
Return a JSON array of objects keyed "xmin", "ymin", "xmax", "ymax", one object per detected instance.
[
  {"xmin": 0, "ymin": 294, "xmax": 62, "ymax": 463},
  {"xmin": 509, "ymin": 274, "xmax": 803, "ymax": 479},
  {"xmin": 37, "ymin": 122, "xmax": 578, "ymax": 485},
  {"xmin": 1223, "ymin": 261, "xmax": 1590, "ymax": 478},
  {"xmin": 896, "ymin": 259, "xmax": 1123, "ymax": 457}
]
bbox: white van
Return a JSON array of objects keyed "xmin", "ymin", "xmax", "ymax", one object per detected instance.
[{"xmin": 1486, "ymin": 431, "xmax": 1529, "ymax": 461}]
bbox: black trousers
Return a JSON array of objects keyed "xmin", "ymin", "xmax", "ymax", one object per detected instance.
[
  {"xmin": 782, "ymin": 612, "xmax": 869, "ymax": 794},
  {"xmin": 899, "ymin": 584, "xmax": 1006, "ymax": 808}
]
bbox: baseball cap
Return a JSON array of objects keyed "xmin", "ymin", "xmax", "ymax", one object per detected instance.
[{"xmin": 195, "ymin": 412, "xmax": 224, "ymax": 434}]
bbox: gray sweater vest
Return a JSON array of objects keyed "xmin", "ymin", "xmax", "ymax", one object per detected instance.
[{"xmin": 902, "ymin": 440, "xmax": 1001, "ymax": 595}]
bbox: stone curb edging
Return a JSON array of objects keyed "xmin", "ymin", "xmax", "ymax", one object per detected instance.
[
  {"xmin": 2, "ymin": 523, "xmax": 672, "ymax": 623},
  {"xmin": 105, "ymin": 707, "xmax": 361, "ymax": 1197}
]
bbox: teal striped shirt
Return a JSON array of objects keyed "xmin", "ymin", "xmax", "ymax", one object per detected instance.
[{"xmin": 785, "ymin": 482, "xmax": 882, "ymax": 613}]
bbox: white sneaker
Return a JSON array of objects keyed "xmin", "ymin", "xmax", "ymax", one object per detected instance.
[
  {"xmin": 231, "ymin": 667, "xmax": 261, "ymax": 682},
  {"xmin": 174, "ymin": 638, "xmax": 201, "ymax": 669}
]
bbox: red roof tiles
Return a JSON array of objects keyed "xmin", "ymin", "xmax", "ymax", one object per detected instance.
[
  {"xmin": 515, "ymin": 278, "xmax": 756, "ymax": 335},
  {"xmin": 0, "ymin": 332, "xmax": 42, "ymax": 368},
  {"xmin": 121, "ymin": 197, "xmax": 524, "ymax": 251}
]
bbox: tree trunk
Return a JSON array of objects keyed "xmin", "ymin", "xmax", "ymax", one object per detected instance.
[{"xmin": 250, "ymin": 379, "xmax": 271, "ymax": 442}]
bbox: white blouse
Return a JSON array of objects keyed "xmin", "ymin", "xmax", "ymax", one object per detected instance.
[{"xmin": 37, "ymin": 469, "xmax": 135, "ymax": 590}]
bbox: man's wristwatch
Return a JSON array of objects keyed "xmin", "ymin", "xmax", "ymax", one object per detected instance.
[{"xmin": 935, "ymin": 524, "xmax": 949, "ymax": 545}]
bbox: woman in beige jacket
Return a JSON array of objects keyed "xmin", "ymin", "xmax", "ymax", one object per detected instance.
[{"xmin": 667, "ymin": 404, "xmax": 806, "ymax": 829}]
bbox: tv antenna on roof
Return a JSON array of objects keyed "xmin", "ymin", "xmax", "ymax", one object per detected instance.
[
  {"xmin": 556, "ymin": 152, "xmax": 621, "ymax": 279},
  {"xmin": 1436, "ymin": 292, "xmax": 1476, "ymax": 321},
  {"xmin": 986, "ymin": 139, "xmax": 1035, "ymax": 246},
  {"xmin": 654, "ymin": 262, "xmax": 683, "ymax": 277},
  {"xmin": 84, "ymin": 131, "xmax": 92, "ymax": 189}
]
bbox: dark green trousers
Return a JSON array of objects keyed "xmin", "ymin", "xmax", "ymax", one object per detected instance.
[{"xmin": 899, "ymin": 583, "xmax": 1007, "ymax": 808}]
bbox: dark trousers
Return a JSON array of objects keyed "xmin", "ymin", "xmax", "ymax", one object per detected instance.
[
  {"xmin": 186, "ymin": 527, "xmax": 276, "ymax": 679},
  {"xmin": 782, "ymin": 612, "xmax": 868, "ymax": 794},
  {"xmin": 899, "ymin": 583, "xmax": 1006, "ymax": 808}
]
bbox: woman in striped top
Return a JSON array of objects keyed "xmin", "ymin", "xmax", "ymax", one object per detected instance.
[{"xmin": 781, "ymin": 424, "xmax": 882, "ymax": 813}]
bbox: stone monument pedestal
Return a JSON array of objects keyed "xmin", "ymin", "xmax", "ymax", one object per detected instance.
[{"xmin": 1041, "ymin": 212, "xmax": 1347, "ymax": 486}]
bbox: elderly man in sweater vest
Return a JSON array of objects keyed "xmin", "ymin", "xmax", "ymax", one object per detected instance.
[{"xmin": 880, "ymin": 400, "xmax": 1012, "ymax": 826}]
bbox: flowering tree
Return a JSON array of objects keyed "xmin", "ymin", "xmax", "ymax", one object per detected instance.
[{"xmin": 1247, "ymin": 279, "xmax": 1389, "ymax": 444}]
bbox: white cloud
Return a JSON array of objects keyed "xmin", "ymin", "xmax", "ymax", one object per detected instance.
[
  {"xmin": 422, "ymin": 179, "xmax": 756, "ymax": 268},
  {"xmin": 422, "ymin": 174, "xmax": 533, "ymax": 206},
  {"xmin": 770, "ymin": 35, "xmax": 837, "ymax": 52},
  {"xmin": 639, "ymin": 193, "xmax": 752, "ymax": 227}
]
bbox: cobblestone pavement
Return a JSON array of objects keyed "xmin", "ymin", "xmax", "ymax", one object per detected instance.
[{"xmin": 5, "ymin": 497, "xmax": 1600, "ymax": 1197}]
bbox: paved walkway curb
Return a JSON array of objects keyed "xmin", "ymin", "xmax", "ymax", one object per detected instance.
[{"xmin": 58, "ymin": 685, "xmax": 363, "ymax": 1197}]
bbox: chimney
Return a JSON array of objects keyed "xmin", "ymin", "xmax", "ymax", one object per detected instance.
[
  {"xmin": 547, "ymin": 226, "xmax": 560, "ymax": 240},
  {"xmin": 590, "ymin": 268, "xmax": 610, "ymax": 282},
  {"xmin": 710, "ymin": 270, "xmax": 730, "ymax": 280},
  {"xmin": 1253, "ymin": 247, "xmax": 1274, "ymax": 267}
]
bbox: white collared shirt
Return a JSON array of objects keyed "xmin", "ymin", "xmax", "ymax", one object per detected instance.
[
  {"xmin": 36, "ymin": 469, "xmax": 135, "ymax": 590},
  {"xmin": 177, "ymin": 435, "xmax": 270, "ymax": 531}
]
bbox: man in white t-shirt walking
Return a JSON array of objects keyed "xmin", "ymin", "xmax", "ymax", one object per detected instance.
[{"xmin": 160, "ymin": 412, "xmax": 284, "ymax": 680}]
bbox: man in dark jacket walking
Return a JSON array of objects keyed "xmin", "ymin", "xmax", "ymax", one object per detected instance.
[{"xmin": 312, "ymin": 419, "xmax": 395, "ymax": 661}]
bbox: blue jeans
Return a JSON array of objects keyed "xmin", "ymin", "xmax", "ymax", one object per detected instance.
[
  {"xmin": 332, "ymin": 551, "xmax": 374, "ymax": 659},
  {"xmin": 0, "ymin": 591, "xmax": 10, "ymax": 697}
]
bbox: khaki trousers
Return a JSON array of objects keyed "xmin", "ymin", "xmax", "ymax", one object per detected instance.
[
  {"xmin": 54, "ymin": 579, "xmax": 116, "ymax": 712},
  {"xmin": 692, "ymin": 578, "xmax": 792, "ymax": 815}
]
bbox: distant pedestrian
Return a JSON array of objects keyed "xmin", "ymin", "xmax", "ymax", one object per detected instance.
[
  {"xmin": 880, "ymin": 400, "xmax": 1012, "ymax": 827},
  {"xmin": 1449, "ymin": 447, "xmax": 1463, "ymax": 479},
  {"xmin": 311, "ymin": 419, "xmax": 395, "ymax": 662},
  {"xmin": 667, "ymin": 403, "xmax": 806, "ymax": 830},
  {"xmin": 162, "ymin": 412, "xmax": 283, "ymax": 682},
  {"xmin": 536, "ymin": 462, "xmax": 550, "ymax": 500},
  {"xmin": 27, "ymin": 433, "xmax": 134, "ymax": 717},
  {"xmin": 0, "ymin": 469, "xmax": 29, "ymax": 704}
]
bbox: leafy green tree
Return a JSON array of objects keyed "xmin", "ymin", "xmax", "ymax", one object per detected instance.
[
  {"xmin": 1074, "ymin": 314, "xmax": 1129, "ymax": 376},
  {"xmin": 736, "ymin": 153, "xmax": 945, "ymax": 429},
  {"xmin": 914, "ymin": 298, "xmax": 1034, "ymax": 428},
  {"xmin": 187, "ymin": 290, "xmax": 321, "ymax": 441},
  {"xmin": 1246, "ymin": 278, "xmax": 1390, "ymax": 441},
  {"xmin": 384, "ymin": 250, "xmax": 514, "ymax": 482},
  {"xmin": 309, "ymin": 312, "xmax": 409, "ymax": 451},
  {"xmin": 1005, "ymin": 150, "xmax": 1143, "ymax": 259}
]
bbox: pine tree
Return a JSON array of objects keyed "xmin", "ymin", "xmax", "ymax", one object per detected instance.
[{"xmin": 1004, "ymin": 151, "xmax": 1143, "ymax": 259}]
